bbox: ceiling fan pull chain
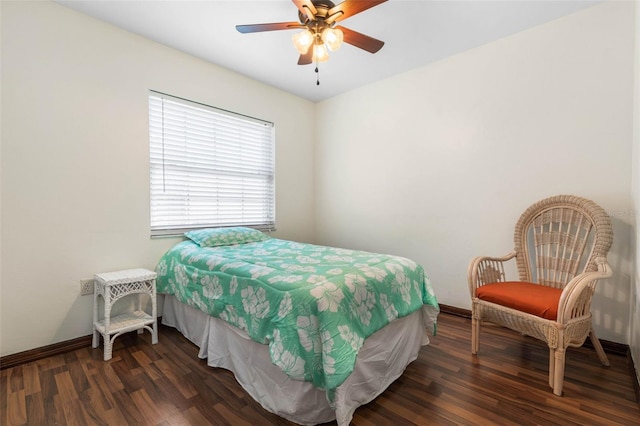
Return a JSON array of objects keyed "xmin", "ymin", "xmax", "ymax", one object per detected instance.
[{"xmin": 315, "ymin": 64, "xmax": 320, "ymax": 86}]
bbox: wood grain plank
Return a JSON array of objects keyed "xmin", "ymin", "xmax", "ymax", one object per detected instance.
[
  {"xmin": 21, "ymin": 363, "xmax": 40, "ymax": 396},
  {"xmin": 24, "ymin": 393, "xmax": 45, "ymax": 425},
  {"xmin": 167, "ymin": 406, "xmax": 208, "ymax": 425},
  {"xmin": 53, "ymin": 370, "xmax": 78, "ymax": 404},
  {"xmin": 153, "ymin": 358, "xmax": 198, "ymax": 399},
  {"xmin": 6, "ymin": 389, "xmax": 26, "ymax": 426},
  {"xmin": 131, "ymin": 388, "xmax": 169, "ymax": 424},
  {"xmin": 213, "ymin": 401, "xmax": 254, "ymax": 426}
]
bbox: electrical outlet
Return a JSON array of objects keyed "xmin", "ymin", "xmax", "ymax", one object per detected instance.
[{"xmin": 80, "ymin": 278, "xmax": 94, "ymax": 296}]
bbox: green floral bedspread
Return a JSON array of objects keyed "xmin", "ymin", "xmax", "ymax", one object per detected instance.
[{"xmin": 155, "ymin": 237, "xmax": 439, "ymax": 399}]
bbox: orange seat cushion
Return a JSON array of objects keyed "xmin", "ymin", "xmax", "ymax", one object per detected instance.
[{"xmin": 476, "ymin": 281, "xmax": 563, "ymax": 320}]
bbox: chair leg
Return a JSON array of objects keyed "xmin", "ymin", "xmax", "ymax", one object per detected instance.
[
  {"xmin": 548, "ymin": 348, "xmax": 555, "ymax": 388},
  {"xmin": 589, "ymin": 327, "xmax": 610, "ymax": 367},
  {"xmin": 471, "ymin": 317, "xmax": 479, "ymax": 354},
  {"xmin": 552, "ymin": 348, "xmax": 566, "ymax": 396}
]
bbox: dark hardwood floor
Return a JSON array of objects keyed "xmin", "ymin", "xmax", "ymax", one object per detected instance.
[{"xmin": 2, "ymin": 313, "xmax": 639, "ymax": 425}]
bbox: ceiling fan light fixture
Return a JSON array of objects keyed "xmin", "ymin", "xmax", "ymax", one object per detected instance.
[
  {"xmin": 321, "ymin": 27, "xmax": 343, "ymax": 52},
  {"xmin": 237, "ymin": 0, "xmax": 387, "ymax": 72},
  {"xmin": 313, "ymin": 43, "xmax": 329, "ymax": 63},
  {"xmin": 292, "ymin": 29, "xmax": 314, "ymax": 54}
]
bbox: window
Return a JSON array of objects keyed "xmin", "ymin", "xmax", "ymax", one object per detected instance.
[{"xmin": 149, "ymin": 91, "xmax": 275, "ymax": 237}]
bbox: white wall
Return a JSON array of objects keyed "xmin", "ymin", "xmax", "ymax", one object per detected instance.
[
  {"xmin": 0, "ymin": 1, "xmax": 316, "ymax": 356},
  {"xmin": 315, "ymin": 2, "xmax": 635, "ymax": 344},
  {"xmin": 631, "ymin": 0, "xmax": 640, "ymax": 387}
]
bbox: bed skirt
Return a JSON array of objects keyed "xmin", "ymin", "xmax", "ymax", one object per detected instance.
[{"xmin": 162, "ymin": 295, "xmax": 430, "ymax": 425}]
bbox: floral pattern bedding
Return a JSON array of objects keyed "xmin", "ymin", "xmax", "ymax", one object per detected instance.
[{"xmin": 155, "ymin": 237, "xmax": 439, "ymax": 400}]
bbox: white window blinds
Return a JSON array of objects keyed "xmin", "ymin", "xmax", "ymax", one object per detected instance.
[{"xmin": 149, "ymin": 92, "xmax": 275, "ymax": 237}]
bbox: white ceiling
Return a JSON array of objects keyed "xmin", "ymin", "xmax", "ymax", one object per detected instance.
[{"xmin": 55, "ymin": 0, "xmax": 600, "ymax": 102}]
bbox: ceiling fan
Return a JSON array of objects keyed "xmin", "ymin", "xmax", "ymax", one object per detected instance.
[{"xmin": 236, "ymin": 0, "xmax": 387, "ymax": 66}]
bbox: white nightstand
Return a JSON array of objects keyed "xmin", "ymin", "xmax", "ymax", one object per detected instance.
[{"xmin": 92, "ymin": 268, "xmax": 158, "ymax": 361}]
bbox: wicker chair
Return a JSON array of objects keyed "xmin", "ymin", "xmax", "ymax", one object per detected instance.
[{"xmin": 468, "ymin": 195, "xmax": 613, "ymax": 396}]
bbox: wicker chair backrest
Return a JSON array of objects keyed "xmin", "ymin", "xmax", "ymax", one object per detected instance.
[{"xmin": 513, "ymin": 195, "xmax": 613, "ymax": 289}]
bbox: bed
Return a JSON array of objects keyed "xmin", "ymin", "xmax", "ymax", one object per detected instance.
[{"xmin": 155, "ymin": 227, "xmax": 439, "ymax": 425}]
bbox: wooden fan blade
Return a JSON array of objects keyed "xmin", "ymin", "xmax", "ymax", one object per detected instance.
[
  {"xmin": 292, "ymin": 0, "xmax": 317, "ymax": 21},
  {"xmin": 327, "ymin": 0, "xmax": 387, "ymax": 23},
  {"xmin": 236, "ymin": 22, "xmax": 303, "ymax": 33},
  {"xmin": 298, "ymin": 46, "xmax": 313, "ymax": 65},
  {"xmin": 337, "ymin": 25, "xmax": 384, "ymax": 53}
]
